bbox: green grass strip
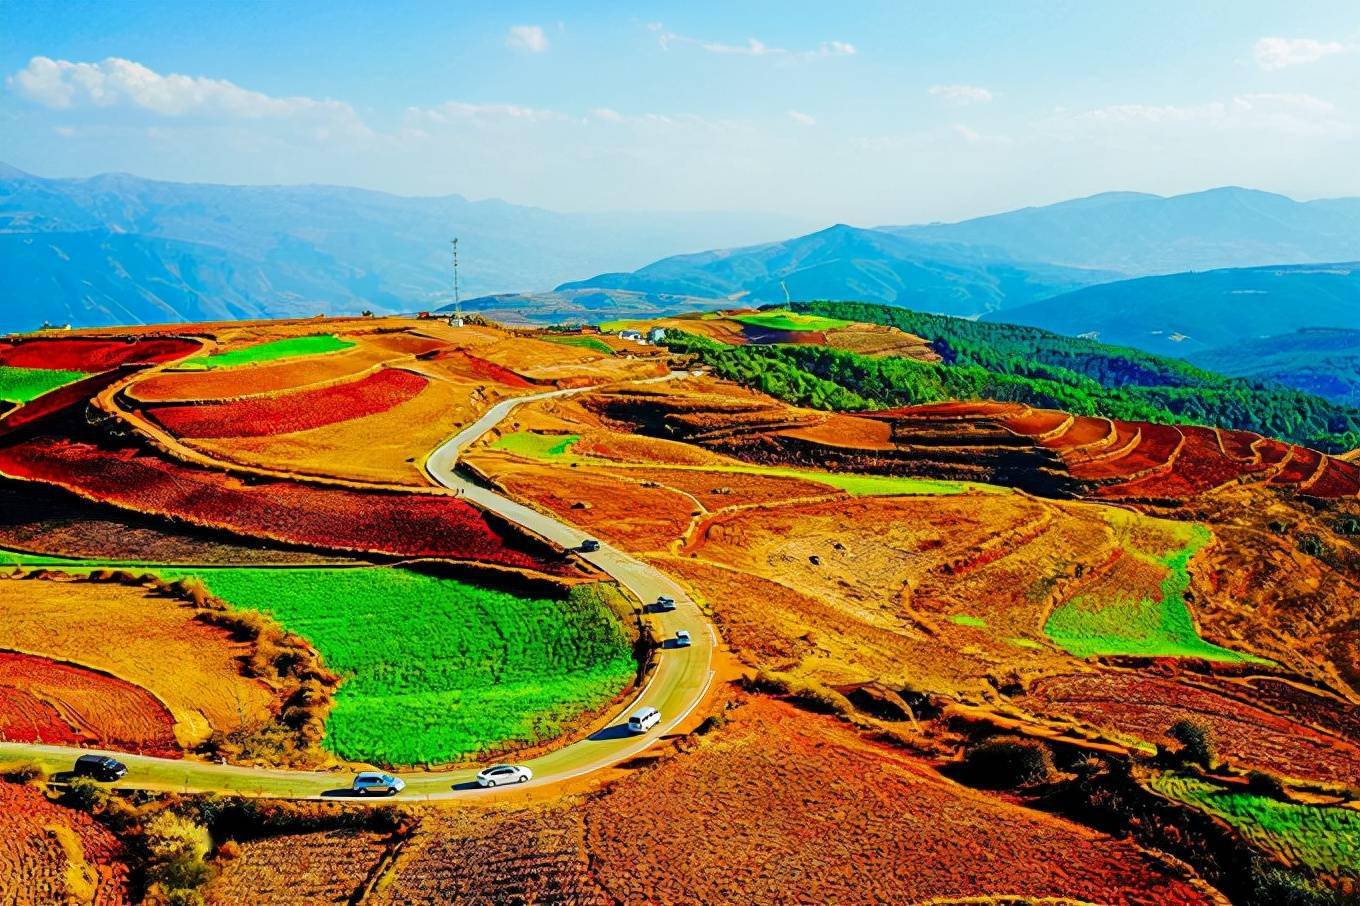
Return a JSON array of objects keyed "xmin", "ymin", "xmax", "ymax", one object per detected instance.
[
  {"xmin": 1044, "ymin": 523, "xmax": 1266, "ymax": 662},
  {"xmin": 542, "ymin": 335, "xmax": 614, "ymax": 356},
  {"xmin": 1150, "ymin": 774, "xmax": 1360, "ymax": 876},
  {"xmin": 730, "ymin": 310, "xmax": 854, "ymax": 332},
  {"xmin": 1, "ymin": 550, "xmax": 636, "ymax": 766},
  {"xmin": 489, "ymin": 431, "xmax": 978, "ymax": 497},
  {"xmin": 950, "ymin": 614, "xmax": 987, "ymax": 628},
  {"xmin": 184, "ymin": 334, "xmax": 354, "ymax": 370},
  {"xmin": 0, "ymin": 365, "xmax": 88, "ymax": 403}
]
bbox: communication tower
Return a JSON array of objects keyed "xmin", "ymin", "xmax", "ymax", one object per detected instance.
[{"xmin": 449, "ymin": 238, "xmax": 464, "ymax": 327}]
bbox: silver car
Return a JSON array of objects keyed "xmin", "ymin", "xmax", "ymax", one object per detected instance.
[
  {"xmin": 352, "ymin": 771, "xmax": 405, "ymax": 796},
  {"xmin": 476, "ymin": 764, "xmax": 533, "ymax": 787}
]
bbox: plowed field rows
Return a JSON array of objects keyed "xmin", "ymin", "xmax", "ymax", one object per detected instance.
[
  {"xmin": 0, "ymin": 336, "xmax": 198, "ymax": 370},
  {"xmin": 0, "ymin": 652, "xmax": 179, "ymax": 755},
  {"xmin": 0, "ymin": 436, "xmax": 566, "ymax": 571},
  {"xmin": 1303, "ymin": 458, "xmax": 1360, "ymax": 497},
  {"xmin": 0, "ymin": 578, "xmax": 274, "ymax": 746},
  {"xmin": 205, "ymin": 829, "xmax": 392, "ymax": 905},
  {"xmin": 0, "ymin": 784, "xmax": 129, "ymax": 906},
  {"xmin": 149, "ymin": 368, "xmax": 429, "ymax": 438},
  {"xmin": 370, "ymin": 805, "xmax": 606, "ymax": 905},
  {"xmin": 1074, "ymin": 422, "xmax": 1183, "ymax": 480},
  {"xmin": 1098, "ymin": 426, "xmax": 1259, "ymax": 499},
  {"xmin": 1026, "ymin": 673, "xmax": 1360, "ymax": 785},
  {"xmin": 583, "ymin": 698, "xmax": 1215, "ymax": 905}
]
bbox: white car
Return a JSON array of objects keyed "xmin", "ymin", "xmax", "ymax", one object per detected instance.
[
  {"xmin": 674, "ymin": 630, "xmax": 692, "ymax": 647},
  {"xmin": 476, "ymin": 764, "xmax": 533, "ymax": 787},
  {"xmin": 627, "ymin": 706, "xmax": 662, "ymax": 733},
  {"xmin": 352, "ymin": 772, "xmax": 405, "ymax": 796}
]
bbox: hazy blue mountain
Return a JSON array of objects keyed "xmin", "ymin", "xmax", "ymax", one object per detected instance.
[
  {"xmin": 0, "ymin": 164, "xmax": 809, "ymax": 333},
  {"xmin": 987, "ymin": 262, "xmax": 1360, "ymax": 356},
  {"xmin": 448, "ymin": 289, "xmax": 730, "ymax": 326},
  {"xmin": 884, "ymin": 187, "xmax": 1360, "ymax": 275},
  {"xmin": 557, "ymin": 224, "xmax": 1116, "ymax": 318},
  {"xmin": 1188, "ymin": 327, "xmax": 1360, "ymax": 406}
]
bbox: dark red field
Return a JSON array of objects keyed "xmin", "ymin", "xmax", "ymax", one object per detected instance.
[
  {"xmin": 147, "ymin": 367, "xmax": 430, "ymax": 438},
  {"xmin": 0, "ymin": 336, "xmax": 200, "ymax": 370},
  {"xmin": 0, "ymin": 435, "xmax": 572, "ymax": 572}
]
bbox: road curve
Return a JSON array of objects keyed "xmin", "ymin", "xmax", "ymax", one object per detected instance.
[{"xmin": 0, "ymin": 376, "xmax": 718, "ymax": 801}]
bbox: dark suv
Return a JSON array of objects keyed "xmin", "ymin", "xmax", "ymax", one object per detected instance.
[{"xmin": 73, "ymin": 755, "xmax": 128, "ymax": 782}]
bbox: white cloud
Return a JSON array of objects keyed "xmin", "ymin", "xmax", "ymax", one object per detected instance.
[
  {"xmin": 1253, "ymin": 36, "xmax": 1348, "ymax": 70},
  {"xmin": 506, "ymin": 25, "xmax": 549, "ymax": 53},
  {"xmin": 7, "ymin": 56, "xmax": 367, "ymax": 135},
  {"xmin": 406, "ymin": 101, "xmax": 565, "ymax": 126},
  {"xmin": 589, "ymin": 107, "xmax": 624, "ymax": 122},
  {"xmin": 929, "ymin": 84, "xmax": 994, "ymax": 105},
  {"xmin": 1064, "ymin": 91, "xmax": 1346, "ymax": 138},
  {"xmin": 787, "ymin": 110, "xmax": 816, "ymax": 126},
  {"xmin": 652, "ymin": 24, "xmax": 853, "ymax": 60}
]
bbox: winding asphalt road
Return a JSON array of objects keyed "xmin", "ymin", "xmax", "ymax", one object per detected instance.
[{"xmin": 0, "ymin": 377, "xmax": 718, "ymax": 801}]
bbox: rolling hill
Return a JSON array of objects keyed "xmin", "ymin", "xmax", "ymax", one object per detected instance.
[
  {"xmin": 1188, "ymin": 327, "xmax": 1360, "ymax": 406},
  {"xmin": 0, "ymin": 164, "xmax": 808, "ymax": 333},
  {"xmin": 884, "ymin": 187, "xmax": 1360, "ymax": 275},
  {"xmin": 557, "ymin": 224, "xmax": 1116, "ymax": 318},
  {"xmin": 986, "ymin": 262, "xmax": 1360, "ymax": 356}
]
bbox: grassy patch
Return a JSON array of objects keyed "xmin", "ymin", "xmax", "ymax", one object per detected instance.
[
  {"xmin": 1044, "ymin": 523, "xmax": 1264, "ymax": 662},
  {"xmin": 186, "ymin": 335, "xmax": 354, "ymax": 370},
  {"xmin": 950, "ymin": 614, "xmax": 987, "ymax": 628},
  {"xmin": 542, "ymin": 335, "xmax": 614, "ymax": 356},
  {"xmin": 1150, "ymin": 774, "xmax": 1360, "ymax": 876},
  {"xmin": 488, "ymin": 431, "xmax": 975, "ymax": 497},
  {"xmin": 0, "ymin": 551, "xmax": 636, "ymax": 765},
  {"xmin": 0, "ymin": 365, "xmax": 88, "ymax": 402},
  {"xmin": 731, "ymin": 310, "xmax": 854, "ymax": 332},
  {"xmin": 492, "ymin": 431, "xmax": 581, "ymax": 459},
  {"xmin": 597, "ymin": 319, "xmax": 642, "ymax": 334}
]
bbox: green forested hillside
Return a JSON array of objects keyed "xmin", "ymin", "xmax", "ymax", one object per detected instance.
[{"xmin": 660, "ymin": 301, "xmax": 1360, "ymax": 452}]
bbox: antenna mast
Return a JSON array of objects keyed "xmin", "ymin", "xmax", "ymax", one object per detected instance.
[{"xmin": 450, "ymin": 238, "xmax": 462, "ymax": 321}]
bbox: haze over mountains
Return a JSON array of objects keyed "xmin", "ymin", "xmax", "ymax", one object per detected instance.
[{"xmin": 0, "ymin": 164, "xmax": 809, "ymax": 333}]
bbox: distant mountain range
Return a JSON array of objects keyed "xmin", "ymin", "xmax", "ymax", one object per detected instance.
[
  {"xmin": 884, "ymin": 187, "xmax": 1360, "ymax": 275},
  {"xmin": 450, "ymin": 288, "xmax": 731, "ymax": 326},
  {"xmin": 556, "ymin": 224, "xmax": 1117, "ymax": 318},
  {"xmin": 0, "ymin": 164, "xmax": 808, "ymax": 333},
  {"xmin": 987, "ymin": 262, "xmax": 1360, "ymax": 355},
  {"xmin": 1188, "ymin": 328, "xmax": 1360, "ymax": 406}
]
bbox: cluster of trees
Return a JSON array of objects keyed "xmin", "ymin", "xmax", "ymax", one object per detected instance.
[{"xmin": 663, "ymin": 301, "xmax": 1360, "ymax": 451}]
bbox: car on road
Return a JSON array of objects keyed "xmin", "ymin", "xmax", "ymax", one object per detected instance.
[
  {"xmin": 352, "ymin": 772, "xmax": 405, "ymax": 796},
  {"xmin": 652, "ymin": 596, "xmax": 676, "ymax": 612},
  {"xmin": 627, "ymin": 706, "xmax": 662, "ymax": 733},
  {"xmin": 579, "ymin": 539, "xmax": 600, "ymax": 553},
  {"xmin": 73, "ymin": 754, "xmax": 127, "ymax": 782},
  {"xmin": 476, "ymin": 764, "xmax": 533, "ymax": 787},
  {"xmin": 674, "ymin": 630, "xmax": 692, "ymax": 647}
]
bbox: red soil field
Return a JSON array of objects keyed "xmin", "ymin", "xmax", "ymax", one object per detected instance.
[
  {"xmin": 1073, "ymin": 422, "xmax": 1184, "ymax": 480},
  {"xmin": 0, "ymin": 651, "xmax": 180, "ymax": 756},
  {"xmin": 1005, "ymin": 407, "xmax": 1073, "ymax": 438},
  {"xmin": 1097, "ymin": 426, "xmax": 1257, "ymax": 499},
  {"xmin": 0, "ymin": 336, "xmax": 199, "ymax": 370},
  {"xmin": 1216, "ymin": 428, "xmax": 1262, "ymax": 462},
  {"xmin": 1048, "ymin": 414, "xmax": 1117, "ymax": 451},
  {"xmin": 1301, "ymin": 457, "xmax": 1360, "ymax": 498},
  {"xmin": 148, "ymin": 368, "xmax": 430, "ymax": 438},
  {"xmin": 1026, "ymin": 673, "xmax": 1360, "ymax": 786},
  {"xmin": 0, "ymin": 436, "xmax": 569, "ymax": 572},
  {"xmin": 0, "ymin": 784, "xmax": 129, "ymax": 906},
  {"xmin": 427, "ymin": 349, "xmax": 537, "ymax": 388},
  {"xmin": 1271, "ymin": 446, "xmax": 1325, "ymax": 486},
  {"xmin": 583, "ymin": 697, "xmax": 1215, "ymax": 905}
]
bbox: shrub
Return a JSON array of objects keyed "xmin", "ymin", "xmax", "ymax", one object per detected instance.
[
  {"xmin": 1169, "ymin": 718, "xmax": 1217, "ymax": 769},
  {"xmin": 1296, "ymin": 533, "xmax": 1329, "ymax": 559},
  {"xmin": 1248, "ymin": 863, "xmax": 1344, "ymax": 906},
  {"xmin": 60, "ymin": 776, "xmax": 107, "ymax": 812},
  {"xmin": 963, "ymin": 736, "xmax": 1056, "ymax": 788},
  {"xmin": 1334, "ymin": 516, "xmax": 1360, "ymax": 536},
  {"xmin": 1246, "ymin": 770, "xmax": 1287, "ymax": 798},
  {"xmin": 143, "ymin": 811, "xmax": 212, "ymax": 900},
  {"xmin": 0, "ymin": 760, "xmax": 47, "ymax": 783}
]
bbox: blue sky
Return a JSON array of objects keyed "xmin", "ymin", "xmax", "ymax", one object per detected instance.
[{"xmin": 1, "ymin": 1, "xmax": 1358, "ymax": 224}]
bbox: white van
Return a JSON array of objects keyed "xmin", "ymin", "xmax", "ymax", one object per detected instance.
[{"xmin": 627, "ymin": 706, "xmax": 661, "ymax": 733}]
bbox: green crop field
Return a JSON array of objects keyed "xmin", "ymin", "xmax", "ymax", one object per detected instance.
[
  {"xmin": 186, "ymin": 334, "xmax": 354, "ymax": 369},
  {"xmin": 1150, "ymin": 774, "xmax": 1360, "ymax": 876},
  {"xmin": 0, "ymin": 550, "xmax": 637, "ymax": 765},
  {"xmin": 542, "ymin": 335, "xmax": 615, "ymax": 356},
  {"xmin": 492, "ymin": 431, "xmax": 581, "ymax": 458},
  {"xmin": 731, "ymin": 310, "xmax": 853, "ymax": 332},
  {"xmin": 1044, "ymin": 522, "xmax": 1265, "ymax": 662},
  {"xmin": 0, "ymin": 365, "xmax": 87, "ymax": 402}
]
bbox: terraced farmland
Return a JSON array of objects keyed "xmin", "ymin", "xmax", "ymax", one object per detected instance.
[
  {"xmin": 0, "ymin": 784, "xmax": 129, "ymax": 906},
  {"xmin": 187, "ymin": 334, "xmax": 355, "ymax": 369}
]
